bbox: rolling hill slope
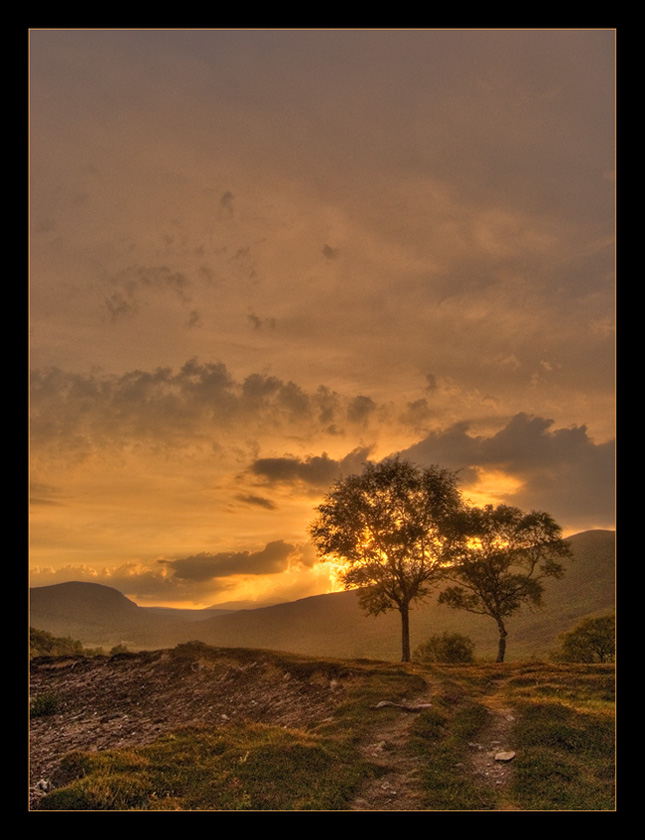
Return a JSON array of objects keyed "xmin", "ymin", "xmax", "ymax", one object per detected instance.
[{"xmin": 29, "ymin": 530, "xmax": 615, "ymax": 660}]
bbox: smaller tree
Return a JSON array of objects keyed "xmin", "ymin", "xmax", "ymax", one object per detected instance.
[
  {"xmin": 555, "ymin": 614, "xmax": 615, "ymax": 663},
  {"xmin": 438, "ymin": 504, "xmax": 572, "ymax": 662},
  {"xmin": 413, "ymin": 631, "xmax": 475, "ymax": 664}
]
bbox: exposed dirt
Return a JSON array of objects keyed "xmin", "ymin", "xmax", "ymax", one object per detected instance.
[
  {"xmin": 350, "ymin": 689, "xmax": 434, "ymax": 811},
  {"xmin": 29, "ymin": 647, "xmax": 345, "ymax": 809},
  {"xmin": 349, "ymin": 681, "xmax": 518, "ymax": 811},
  {"xmin": 462, "ymin": 694, "xmax": 519, "ymax": 811},
  {"xmin": 29, "ymin": 648, "xmax": 519, "ymax": 811}
]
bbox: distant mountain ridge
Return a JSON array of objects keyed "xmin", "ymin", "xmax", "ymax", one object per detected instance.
[{"xmin": 29, "ymin": 530, "xmax": 615, "ymax": 661}]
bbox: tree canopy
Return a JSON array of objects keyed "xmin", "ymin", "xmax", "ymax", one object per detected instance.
[
  {"xmin": 555, "ymin": 614, "xmax": 615, "ymax": 663},
  {"xmin": 438, "ymin": 504, "xmax": 572, "ymax": 662},
  {"xmin": 309, "ymin": 457, "xmax": 462, "ymax": 661}
]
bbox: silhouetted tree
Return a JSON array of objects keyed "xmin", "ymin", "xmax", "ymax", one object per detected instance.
[
  {"xmin": 555, "ymin": 614, "xmax": 615, "ymax": 663},
  {"xmin": 309, "ymin": 457, "xmax": 463, "ymax": 662},
  {"xmin": 439, "ymin": 504, "xmax": 572, "ymax": 662}
]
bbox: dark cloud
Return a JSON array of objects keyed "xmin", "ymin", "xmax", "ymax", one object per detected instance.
[
  {"xmin": 251, "ymin": 446, "xmax": 374, "ymax": 488},
  {"xmin": 235, "ymin": 493, "xmax": 278, "ymax": 510},
  {"xmin": 322, "ymin": 244, "xmax": 340, "ymax": 259},
  {"xmin": 29, "ymin": 360, "xmax": 353, "ymax": 454},
  {"xmin": 399, "ymin": 412, "xmax": 614, "ymax": 530},
  {"xmin": 103, "ymin": 265, "xmax": 192, "ymax": 320},
  {"xmin": 399, "ymin": 398, "xmax": 432, "ymax": 430},
  {"xmin": 247, "ymin": 312, "xmax": 277, "ymax": 331},
  {"xmin": 162, "ymin": 540, "xmax": 294, "ymax": 582},
  {"xmin": 186, "ymin": 310, "xmax": 201, "ymax": 328},
  {"xmin": 220, "ymin": 190, "xmax": 235, "ymax": 217},
  {"xmin": 347, "ymin": 395, "xmax": 376, "ymax": 424}
]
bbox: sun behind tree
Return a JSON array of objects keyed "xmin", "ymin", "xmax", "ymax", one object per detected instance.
[{"xmin": 309, "ymin": 457, "xmax": 463, "ymax": 662}]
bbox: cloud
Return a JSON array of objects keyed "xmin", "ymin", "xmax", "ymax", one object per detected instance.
[
  {"xmin": 347, "ymin": 395, "xmax": 376, "ymax": 425},
  {"xmin": 399, "ymin": 412, "xmax": 614, "ymax": 530},
  {"xmin": 29, "ymin": 562, "xmax": 239, "ymax": 604},
  {"xmin": 235, "ymin": 493, "xmax": 278, "ymax": 510},
  {"xmin": 399, "ymin": 398, "xmax": 433, "ymax": 431},
  {"xmin": 30, "ymin": 482, "xmax": 65, "ymax": 506},
  {"xmin": 102, "ymin": 265, "xmax": 192, "ymax": 321},
  {"xmin": 322, "ymin": 244, "xmax": 339, "ymax": 259},
  {"xmin": 30, "ymin": 540, "xmax": 330, "ymax": 607},
  {"xmin": 250, "ymin": 446, "xmax": 374, "ymax": 488},
  {"xmin": 220, "ymin": 190, "xmax": 235, "ymax": 217},
  {"xmin": 30, "ymin": 359, "xmax": 394, "ymax": 472},
  {"xmin": 248, "ymin": 312, "xmax": 277, "ymax": 331},
  {"xmin": 161, "ymin": 540, "xmax": 295, "ymax": 582}
]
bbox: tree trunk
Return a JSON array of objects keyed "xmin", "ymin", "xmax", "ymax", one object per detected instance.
[
  {"xmin": 496, "ymin": 621, "xmax": 508, "ymax": 663},
  {"xmin": 400, "ymin": 604, "xmax": 411, "ymax": 662}
]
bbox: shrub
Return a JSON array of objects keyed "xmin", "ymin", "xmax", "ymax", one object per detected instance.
[
  {"xmin": 553, "ymin": 614, "xmax": 615, "ymax": 663},
  {"xmin": 30, "ymin": 692, "xmax": 61, "ymax": 718},
  {"xmin": 413, "ymin": 632, "xmax": 475, "ymax": 664}
]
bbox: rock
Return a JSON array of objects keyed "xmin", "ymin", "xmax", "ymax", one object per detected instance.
[
  {"xmin": 494, "ymin": 750, "xmax": 516, "ymax": 762},
  {"xmin": 375, "ymin": 700, "xmax": 432, "ymax": 712}
]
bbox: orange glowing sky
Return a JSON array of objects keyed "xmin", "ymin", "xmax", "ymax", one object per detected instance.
[{"xmin": 29, "ymin": 29, "xmax": 615, "ymax": 609}]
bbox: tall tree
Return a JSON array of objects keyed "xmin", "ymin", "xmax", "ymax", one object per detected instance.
[
  {"xmin": 309, "ymin": 457, "xmax": 463, "ymax": 662},
  {"xmin": 439, "ymin": 504, "xmax": 572, "ymax": 662}
]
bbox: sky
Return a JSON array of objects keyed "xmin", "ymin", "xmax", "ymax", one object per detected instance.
[{"xmin": 29, "ymin": 29, "xmax": 615, "ymax": 609}]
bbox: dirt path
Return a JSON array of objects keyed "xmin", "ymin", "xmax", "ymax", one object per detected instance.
[
  {"xmin": 350, "ymin": 685, "xmax": 434, "ymax": 811},
  {"xmin": 349, "ymin": 674, "xmax": 519, "ymax": 811},
  {"xmin": 30, "ymin": 651, "xmax": 522, "ymax": 811},
  {"xmin": 463, "ymin": 692, "xmax": 520, "ymax": 811}
]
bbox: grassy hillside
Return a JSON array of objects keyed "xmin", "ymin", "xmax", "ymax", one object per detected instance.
[
  {"xmin": 29, "ymin": 644, "xmax": 615, "ymax": 811},
  {"xmin": 174, "ymin": 530, "xmax": 615, "ymax": 661},
  {"xmin": 29, "ymin": 530, "xmax": 615, "ymax": 662}
]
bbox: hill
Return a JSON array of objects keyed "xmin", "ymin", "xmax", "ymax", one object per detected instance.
[
  {"xmin": 29, "ymin": 581, "xmax": 177, "ymax": 649},
  {"xmin": 29, "ymin": 530, "xmax": 615, "ymax": 661},
  {"xmin": 29, "ymin": 643, "xmax": 616, "ymax": 810}
]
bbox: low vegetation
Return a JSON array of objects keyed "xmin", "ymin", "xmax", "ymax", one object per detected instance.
[
  {"xmin": 30, "ymin": 627, "xmax": 110, "ymax": 659},
  {"xmin": 505, "ymin": 662, "xmax": 615, "ymax": 810},
  {"xmin": 30, "ymin": 640, "xmax": 615, "ymax": 811},
  {"xmin": 552, "ymin": 614, "xmax": 615, "ymax": 663},
  {"xmin": 413, "ymin": 632, "xmax": 475, "ymax": 664},
  {"xmin": 30, "ymin": 692, "xmax": 62, "ymax": 719}
]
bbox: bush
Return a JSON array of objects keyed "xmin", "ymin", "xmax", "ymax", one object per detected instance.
[
  {"xmin": 30, "ymin": 692, "xmax": 61, "ymax": 718},
  {"xmin": 30, "ymin": 627, "xmax": 104, "ymax": 658},
  {"xmin": 553, "ymin": 614, "xmax": 615, "ymax": 663},
  {"xmin": 413, "ymin": 632, "xmax": 475, "ymax": 664}
]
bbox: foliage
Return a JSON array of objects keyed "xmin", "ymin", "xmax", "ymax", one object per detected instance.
[
  {"xmin": 414, "ymin": 632, "xmax": 475, "ymax": 664},
  {"xmin": 30, "ymin": 692, "xmax": 61, "ymax": 718},
  {"xmin": 309, "ymin": 457, "xmax": 463, "ymax": 661},
  {"xmin": 30, "ymin": 627, "xmax": 84, "ymax": 658},
  {"xmin": 30, "ymin": 627, "xmax": 105, "ymax": 659},
  {"xmin": 554, "ymin": 614, "xmax": 615, "ymax": 663},
  {"xmin": 438, "ymin": 505, "xmax": 572, "ymax": 662}
]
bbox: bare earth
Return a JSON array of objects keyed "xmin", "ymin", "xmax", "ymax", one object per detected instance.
[
  {"xmin": 29, "ymin": 649, "xmax": 517, "ymax": 811},
  {"xmin": 349, "ymin": 685, "xmax": 517, "ymax": 811}
]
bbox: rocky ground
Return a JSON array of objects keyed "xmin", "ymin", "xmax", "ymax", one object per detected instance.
[
  {"xmin": 29, "ymin": 647, "xmax": 517, "ymax": 811},
  {"xmin": 29, "ymin": 647, "xmax": 344, "ymax": 808}
]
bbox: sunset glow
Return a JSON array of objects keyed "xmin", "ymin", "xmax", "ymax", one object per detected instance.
[{"xmin": 29, "ymin": 29, "xmax": 615, "ymax": 609}]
